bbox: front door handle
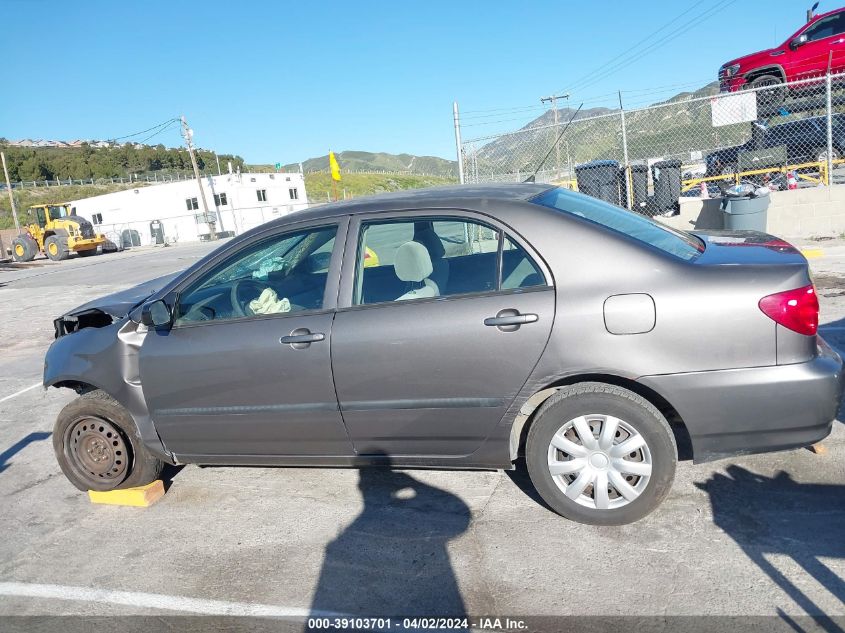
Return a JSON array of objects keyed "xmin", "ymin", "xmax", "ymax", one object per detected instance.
[
  {"xmin": 280, "ymin": 328, "xmax": 325, "ymax": 349},
  {"xmin": 484, "ymin": 310, "xmax": 538, "ymax": 331}
]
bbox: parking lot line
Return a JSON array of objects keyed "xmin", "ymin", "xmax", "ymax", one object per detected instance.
[
  {"xmin": 0, "ymin": 383, "xmax": 41, "ymax": 404},
  {"xmin": 0, "ymin": 581, "xmax": 336, "ymax": 617}
]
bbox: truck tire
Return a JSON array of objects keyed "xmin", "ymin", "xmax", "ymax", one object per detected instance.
[
  {"xmin": 44, "ymin": 235, "xmax": 70, "ymax": 261},
  {"xmin": 11, "ymin": 236, "xmax": 37, "ymax": 262},
  {"xmin": 525, "ymin": 382, "xmax": 677, "ymax": 525},
  {"xmin": 749, "ymin": 74, "xmax": 786, "ymax": 109},
  {"xmin": 53, "ymin": 390, "xmax": 164, "ymax": 492}
]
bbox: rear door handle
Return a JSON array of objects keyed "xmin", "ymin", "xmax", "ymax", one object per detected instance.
[
  {"xmin": 484, "ymin": 311, "xmax": 538, "ymax": 331},
  {"xmin": 280, "ymin": 328, "xmax": 325, "ymax": 349}
]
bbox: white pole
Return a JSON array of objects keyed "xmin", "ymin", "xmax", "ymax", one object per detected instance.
[
  {"xmin": 453, "ymin": 101, "xmax": 465, "ymax": 184},
  {"xmin": 827, "ymin": 70, "xmax": 834, "ymax": 186},
  {"xmin": 619, "ymin": 91, "xmax": 632, "ymax": 209}
]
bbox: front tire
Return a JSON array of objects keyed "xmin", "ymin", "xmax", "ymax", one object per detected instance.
[
  {"xmin": 525, "ymin": 382, "xmax": 677, "ymax": 525},
  {"xmin": 53, "ymin": 390, "xmax": 163, "ymax": 491},
  {"xmin": 748, "ymin": 74, "xmax": 786, "ymax": 110},
  {"xmin": 44, "ymin": 235, "xmax": 69, "ymax": 261}
]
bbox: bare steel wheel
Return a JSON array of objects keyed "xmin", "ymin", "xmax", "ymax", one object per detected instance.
[
  {"xmin": 547, "ymin": 414, "xmax": 652, "ymax": 510},
  {"xmin": 64, "ymin": 417, "xmax": 129, "ymax": 484},
  {"xmin": 526, "ymin": 382, "xmax": 677, "ymax": 525},
  {"xmin": 53, "ymin": 390, "xmax": 163, "ymax": 492}
]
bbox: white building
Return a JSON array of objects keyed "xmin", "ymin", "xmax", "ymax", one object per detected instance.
[{"xmin": 70, "ymin": 172, "xmax": 309, "ymax": 247}]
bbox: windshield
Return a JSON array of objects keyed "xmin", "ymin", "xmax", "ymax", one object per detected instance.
[
  {"xmin": 203, "ymin": 230, "xmax": 329, "ymax": 286},
  {"xmin": 48, "ymin": 205, "xmax": 69, "ymax": 220},
  {"xmin": 531, "ymin": 187, "xmax": 704, "ymax": 261}
]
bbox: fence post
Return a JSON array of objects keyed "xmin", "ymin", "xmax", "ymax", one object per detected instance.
[
  {"xmin": 827, "ymin": 71, "xmax": 834, "ymax": 187},
  {"xmin": 453, "ymin": 101, "xmax": 465, "ymax": 185},
  {"xmin": 618, "ymin": 91, "xmax": 632, "ymax": 209}
]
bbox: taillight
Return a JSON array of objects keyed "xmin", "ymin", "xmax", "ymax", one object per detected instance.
[{"xmin": 758, "ymin": 285, "xmax": 819, "ymax": 335}]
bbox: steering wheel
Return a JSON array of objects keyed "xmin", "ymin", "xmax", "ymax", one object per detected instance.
[{"xmin": 230, "ymin": 278, "xmax": 268, "ymax": 317}]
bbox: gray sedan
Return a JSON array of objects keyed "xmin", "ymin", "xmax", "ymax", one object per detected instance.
[{"xmin": 44, "ymin": 184, "xmax": 844, "ymax": 524}]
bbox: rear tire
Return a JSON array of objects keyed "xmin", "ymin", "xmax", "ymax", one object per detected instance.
[
  {"xmin": 11, "ymin": 236, "xmax": 37, "ymax": 262},
  {"xmin": 525, "ymin": 382, "xmax": 677, "ymax": 525},
  {"xmin": 44, "ymin": 235, "xmax": 69, "ymax": 261},
  {"xmin": 53, "ymin": 390, "xmax": 163, "ymax": 492}
]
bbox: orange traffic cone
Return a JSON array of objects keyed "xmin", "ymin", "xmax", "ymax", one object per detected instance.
[{"xmin": 787, "ymin": 170, "xmax": 798, "ymax": 190}]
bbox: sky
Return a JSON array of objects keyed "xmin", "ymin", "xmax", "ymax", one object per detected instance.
[{"xmin": 0, "ymin": 0, "xmax": 821, "ymax": 164}]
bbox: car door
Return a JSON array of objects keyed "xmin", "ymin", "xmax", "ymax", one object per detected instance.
[
  {"xmin": 785, "ymin": 11, "xmax": 845, "ymax": 80},
  {"xmin": 331, "ymin": 211, "xmax": 555, "ymax": 457},
  {"xmin": 138, "ymin": 220, "xmax": 353, "ymax": 460}
]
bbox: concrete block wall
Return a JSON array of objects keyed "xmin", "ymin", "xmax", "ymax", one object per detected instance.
[{"xmin": 658, "ymin": 184, "xmax": 845, "ymax": 238}]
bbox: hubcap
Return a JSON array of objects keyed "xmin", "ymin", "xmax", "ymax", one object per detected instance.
[
  {"xmin": 547, "ymin": 414, "xmax": 652, "ymax": 510},
  {"xmin": 65, "ymin": 417, "xmax": 129, "ymax": 483}
]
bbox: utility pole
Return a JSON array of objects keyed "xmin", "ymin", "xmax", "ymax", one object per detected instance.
[
  {"xmin": 215, "ymin": 152, "xmax": 222, "ymax": 176},
  {"xmin": 1, "ymin": 152, "xmax": 20, "ymax": 231},
  {"xmin": 453, "ymin": 102, "xmax": 465, "ymax": 184},
  {"xmin": 541, "ymin": 93, "xmax": 568, "ymax": 180},
  {"xmin": 181, "ymin": 115, "xmax": 216, "ymax": 240}
]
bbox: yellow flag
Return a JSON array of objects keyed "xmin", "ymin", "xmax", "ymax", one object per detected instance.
[{"xmin": 329, "ymin": 151, "xmax": 341, "ymax": 182}]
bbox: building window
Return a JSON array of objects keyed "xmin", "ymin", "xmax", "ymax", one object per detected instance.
[
  {"xmin": 186, "ymin": 197, "xmax": 199, "ymax": 211},
  {"xmin": 214, "ymin": 192, "xmax": 228, "ymax": 206},
  {"xmin": 92, "ymin": 213, "xmax": 103, "ymax": 224},
  {"xmin": 289, "ymin": 188, "xmax": 299, "ymax": 200},
  {"xmin": 257, "ymin": 189, "xmax": 267, "ymax": 202}
]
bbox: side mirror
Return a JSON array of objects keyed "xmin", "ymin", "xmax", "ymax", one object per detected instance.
[
  {"xmin": 790, "ymin": 34, "xmax": 808, "ymax": 49},
  {"xmin": 141, "ymin": 299, "xmax": 172, "ymax": 329}
]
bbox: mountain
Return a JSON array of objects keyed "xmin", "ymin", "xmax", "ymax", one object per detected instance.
[
  {"xmin": 471, "ymin": 82, "xmax": 727, "ymax": 176},
  {"xmin": 279, "ymin": 151, "xmax": 457, "ymax": 178}
]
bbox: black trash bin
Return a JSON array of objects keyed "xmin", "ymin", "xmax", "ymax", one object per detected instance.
[
  {"xmin": 575, "ymin": 160, "xmax": 623, "ymax": 206},
  {"xmin": 651, "ymin": 159, "xmax": 682, "ymax": 216},
  {"xmin": 624, "ymin": 163, "xmax": 649, "ymax": 212}
]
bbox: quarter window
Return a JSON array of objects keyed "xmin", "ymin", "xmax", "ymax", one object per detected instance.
[
  {"xmin": 354, "ymin": 217, "xmax": 546, "ymax": 305},
  {"xmin": 174, "ymin": 225, "xmax": 337, "ymax": 325}
]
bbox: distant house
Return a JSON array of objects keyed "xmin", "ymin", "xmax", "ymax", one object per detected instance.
[{"xmin": 71, "ymin": 171, "xmax": 310, "ymax": 246}]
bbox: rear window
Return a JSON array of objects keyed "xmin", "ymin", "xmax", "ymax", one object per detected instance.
[{"xmin": 531, "ymin": 187, "xmax": 704, "ymax": 261}]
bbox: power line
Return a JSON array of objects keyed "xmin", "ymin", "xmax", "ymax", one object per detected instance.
[
  {"xmin": 556, "ymin": 0, "xmax": 711, "ymax": 95},
  {"xmin": 137, "ymin": 120, "xmax": 181, "ymax": 145},
  {"xmin": 110, "ymin": 117, "xmax": 180, "ymax": 143},
  {"xmin": 562, "ymin": 0, "xmax": 737, "ymax": 96}
]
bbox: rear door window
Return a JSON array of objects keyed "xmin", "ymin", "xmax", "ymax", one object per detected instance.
[
  {"xmin": 353, "ymin": 217, "xmax": 547, "ymax": 305},
  {"xmin": 532, "ymin": 187, "xmax": 703, "ymax": 261}
]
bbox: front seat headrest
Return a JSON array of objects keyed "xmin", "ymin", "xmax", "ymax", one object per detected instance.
[{"xmin": 394, "ymin": 241, "xmax": 433, "ymax": 282}]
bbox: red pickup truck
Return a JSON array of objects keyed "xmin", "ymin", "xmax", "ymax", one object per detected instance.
[{"xmin": 719, "ymin": 6, "xmax": 845, "ymax": 94}]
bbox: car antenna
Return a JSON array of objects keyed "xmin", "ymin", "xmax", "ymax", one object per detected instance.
[{"xmin": 524, "ymin": 103, "xmax": 583, "ymax": 183}]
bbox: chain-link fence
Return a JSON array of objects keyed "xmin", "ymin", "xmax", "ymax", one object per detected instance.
[{"xmin": 460, "ymin": 71, "xmax": 845, "ymax": 216}]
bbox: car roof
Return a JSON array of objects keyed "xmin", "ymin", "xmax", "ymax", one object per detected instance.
[{"xmin": 267, "ymin": 182, "xmax": 555, "ymax": 226}]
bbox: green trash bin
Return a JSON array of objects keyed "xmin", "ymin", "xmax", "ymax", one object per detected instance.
[{"xmin": 721, "ymin": 194, "xmax": 770, "ymax": 231}]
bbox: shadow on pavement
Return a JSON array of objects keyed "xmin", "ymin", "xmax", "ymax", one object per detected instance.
[
  {"xmin": 309, "ymin": 460, "xmax": 470, "ymax": 620},
  {"xmin": 696, "ymin": 465, "xmax": 844, "ymax": 632},
  {"xmin": 0, "ymin": 431, "xmax": 51, "ymax": 474}
]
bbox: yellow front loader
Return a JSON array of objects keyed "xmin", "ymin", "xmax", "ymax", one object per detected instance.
[{"xmin": 11, "ymin": 203, "xmax": 106, "ymax": 262}]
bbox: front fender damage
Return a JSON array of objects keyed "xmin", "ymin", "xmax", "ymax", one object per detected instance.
[{"xmin": 44, "ymin": 318, "xmax": 174, "ymax": 463}]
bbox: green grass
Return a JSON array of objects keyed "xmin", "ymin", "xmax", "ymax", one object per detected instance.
[
  {"xmin": 303, "ymin": 172, "xmax": 457, "ymax": 202},
  {"xmin": 0, "ymin": 182, "xmax": 150, "ymax": 230}
]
